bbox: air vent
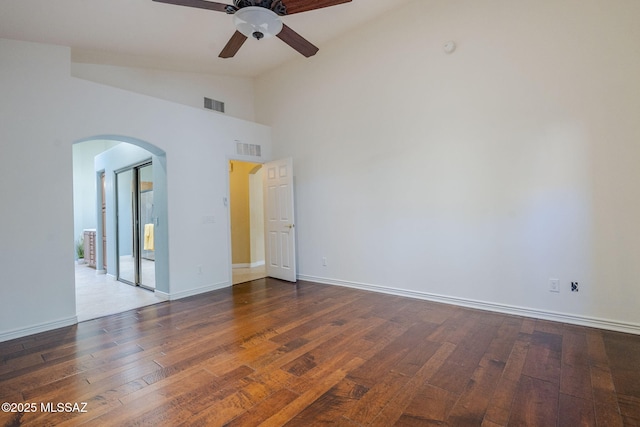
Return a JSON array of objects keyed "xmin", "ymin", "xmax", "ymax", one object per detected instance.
[
  {"xmin": 204, "ymin": 97, "xmax": 225, "ymax": 113},
  {"xmin": 236, "ymin": 141, "xmax": 262, "ymax": 157}
]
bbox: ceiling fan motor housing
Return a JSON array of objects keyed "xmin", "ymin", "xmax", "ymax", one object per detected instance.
[
  {"xmin": 233, "ymin": 0, "xmax": 287, "ymax": 15},
  {"xmin": 233, "ymin": 6, "xmax": 283, "ymax": 40}
]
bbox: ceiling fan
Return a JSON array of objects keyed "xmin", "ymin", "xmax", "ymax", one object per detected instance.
[{"xmin": 153, "ymin": 0, "xmax": 352, "ymax": 58}]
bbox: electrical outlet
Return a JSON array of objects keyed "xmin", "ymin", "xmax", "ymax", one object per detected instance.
[
  {"xmin": 549, "ymin": 278, "xmax": 560, "ymax": 293},
  {"xmin": 571, "ymin": 281, "xmax": 579, "ymax": 292},
  {"xmin": 322, "ymin": 257, "xmax": 327, "ymax": 267},
  {"xmin": 197, "ymin": 265, "xmax": 203, "ymax": 275}
]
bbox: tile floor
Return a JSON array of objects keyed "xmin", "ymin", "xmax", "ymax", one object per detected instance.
[
  {"xmin": 75, "ymin": 263, "xmax": 165, "ymax": 322},
  {"xmin": 75, "ymin": 263, "xmax": 266, "ymax": 322}
]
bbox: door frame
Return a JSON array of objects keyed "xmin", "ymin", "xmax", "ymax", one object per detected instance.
[
  {"xmin": 225, "ymin": 156, "xmax": 297, "ymax": 285},
  {"xmin": 226, "ymin": 158, "xmax": 267, "ymax": 285}
]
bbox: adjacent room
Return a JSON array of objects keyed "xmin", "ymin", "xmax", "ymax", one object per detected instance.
[
  {"xmin": 229, "ymin": 159, "xmax": 267, "ymax": 285},
  {"xmin": 1, "ymin": 0, "xmax": 639, "ymax": 425},
  {"xmin": 73, "ymin": 139, "xmax": 167, "ymax": 321}
]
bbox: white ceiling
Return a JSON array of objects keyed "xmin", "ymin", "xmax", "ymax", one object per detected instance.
[{"xmin": 0, "ymin": 0, "xmax": 413, "ymax": 77}]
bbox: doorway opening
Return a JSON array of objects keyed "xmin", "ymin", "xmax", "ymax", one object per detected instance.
[
  {"xmin": 229, "ymin": 160, "xmax": 267, "ymax": 285},
  {"xmin": 73, "ymin": 138, "xmax": 167, "ymax": 322}
]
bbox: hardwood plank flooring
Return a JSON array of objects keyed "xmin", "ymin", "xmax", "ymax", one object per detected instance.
[{"xmin": 1, "ymin": 278, "xmax": 638, "ymax": 426}]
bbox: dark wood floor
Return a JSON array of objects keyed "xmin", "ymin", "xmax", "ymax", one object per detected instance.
[{"xmin": 1, "ymin": 279, "xmax": 639, "ymax": 426}]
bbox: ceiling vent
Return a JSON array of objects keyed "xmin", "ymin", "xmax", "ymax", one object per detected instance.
[{"xmin": 204, "ymin": 97, "xmax": 225, "ymax": 113}]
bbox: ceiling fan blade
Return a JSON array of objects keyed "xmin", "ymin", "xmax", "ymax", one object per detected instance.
[
  {"xmin": 219, "ymin": 31, "xmax": 248, "ymax": 58},
  {"xmin": 277, "ymin": 24, "xmax": 319, "ymax": 57},
  {"xmin": 152, "ymin": 0, "xmax": 229, "ymax": 12},
  {"xmin": 283, "ymin": 0, "xmax": 352, "ymax": 15}
]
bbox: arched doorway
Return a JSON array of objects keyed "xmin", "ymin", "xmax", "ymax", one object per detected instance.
[{"xmin": 72, "ymin": 136, "xmax": 169, "ymax": 321}]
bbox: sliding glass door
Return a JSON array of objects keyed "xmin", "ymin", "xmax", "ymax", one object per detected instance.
[
  {"xmin": 116, "ymin": 169, "xmax": 135, "ymax": 284},
  {"xmin": 116, "ymin": 162, "xmax": 155, "ymax": 289}
]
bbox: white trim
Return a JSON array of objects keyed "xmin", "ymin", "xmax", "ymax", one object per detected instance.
[
  {"xmin": 298, "ymin": 274, "xmax": 640, "ymax": 335},
  {"xmin": 154, "ymin": 290, "xmax": 170, "ymax": 301},
  {"xmin": 165, "ymin": 281, "xmax": 231, "ymax": 301},
  {"xmin": 0, "ymin": 316, "xmax": 78, "ymax": 343},
  {"xmin": 233, "ymin": 261, "xmax": 265, "ymax": 269}
]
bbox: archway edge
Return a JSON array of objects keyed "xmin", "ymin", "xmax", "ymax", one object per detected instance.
[{"xmin": 74, "ymin": 134, "xmax": 166, "ymax": 157}]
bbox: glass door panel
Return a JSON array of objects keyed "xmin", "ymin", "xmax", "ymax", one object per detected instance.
[
  {"xmin": 116, "ymin": 169, "xmax": 136, "ymax": 284},
  {"xmin": 139, "ymin": 164, "xmax": 155, "ymax": 289}
]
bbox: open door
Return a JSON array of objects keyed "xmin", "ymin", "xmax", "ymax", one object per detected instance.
[{"xmin": 264, "ymin": 157, "xmax": 297, "ymax": 282}]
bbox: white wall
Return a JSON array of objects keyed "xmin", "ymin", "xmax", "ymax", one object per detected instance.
[
  {"xmin": 0, "ymin": 38, "xmax": 272, "ymax": 341},
  {"xmin": 71, "ymin": 63, "xmax": 256, "ymax": 122},
  {"xmin": 255, "ymin": 0, "xmax": 640, "ymax": 332}
]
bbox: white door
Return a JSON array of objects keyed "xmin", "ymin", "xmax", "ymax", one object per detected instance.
[{"xmin": 264, "ymin": 157, "xmax": 297, "ymax": 282}]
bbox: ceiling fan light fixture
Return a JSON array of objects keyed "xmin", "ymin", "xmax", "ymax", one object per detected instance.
[{"xmin": 233, "ymin": 6, "xmax": 283, "ymax": 40}]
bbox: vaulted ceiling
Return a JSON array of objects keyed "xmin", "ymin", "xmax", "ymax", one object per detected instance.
[{"xmin": 0, "ymin": 0, "xmax": 413, "ymax": 77}]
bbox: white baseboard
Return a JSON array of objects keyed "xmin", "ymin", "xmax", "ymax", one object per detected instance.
[
  {"xmin": 154, "ymin": 290, "xmax": 170, "ymax": 301},
  {"xmin": 233, "ymin": 261, "xmax": 265, "ymax": 269},
  {"xmin": 233, "ymin": 264, "xmax": 249, "ymax": 269},
  {"xmin": 298, "ymin": 274, "xmax": 640, "ymax": 335},
  {"xmin": 165, "ymin": 281, "xmax": 231, "ymax": 301},
  {"xmin": 0, "ymin": 316, "xmax": 78, "ymax": 343}
]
